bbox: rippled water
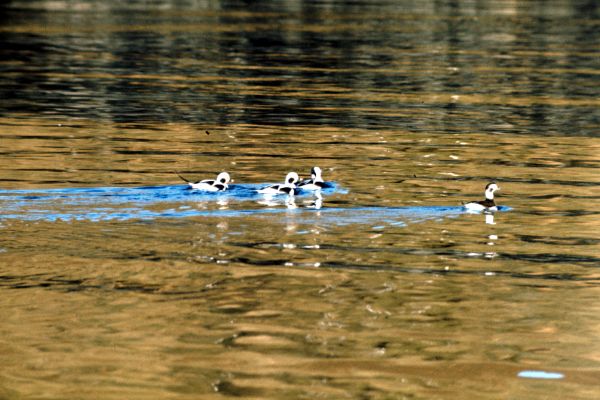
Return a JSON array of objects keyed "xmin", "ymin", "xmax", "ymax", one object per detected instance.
[{"xmin": 1, "ymin": 1, "xmax": 599, "ymax": 399}]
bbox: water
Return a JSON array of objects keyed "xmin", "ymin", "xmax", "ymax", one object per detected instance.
[{"xmin": 1, "ymin": 0, "xmax": 599, "ymax": 399}]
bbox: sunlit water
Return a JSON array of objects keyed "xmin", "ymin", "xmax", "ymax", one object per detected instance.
[{"xmin": 1, "ymin": 1, "xmax": 599, "ymax": 399}]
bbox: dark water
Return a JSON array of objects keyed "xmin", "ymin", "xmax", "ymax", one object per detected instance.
[{"xmin": 1, "ymin": 1, "xmax": 600, "ymax": 399}]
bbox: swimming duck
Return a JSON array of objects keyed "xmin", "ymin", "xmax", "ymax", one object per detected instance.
[
  {"xmin": 257, "ymin": 172, "xmax": 299, "ymax": 195},
  {"xmin": 463, "ymin": 182, "xmax": 500, "ymax": 212},
  {"xmin": 178, "ymin": 171, "xmax": 230, "ymax": 191},
  {"xmin": 298, "ymin": 166, "xmax": 326, "ymax": 191}
]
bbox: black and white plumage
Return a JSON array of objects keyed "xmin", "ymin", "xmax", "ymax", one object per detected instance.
[
  {"xmin": 178, "ymin": 171, "xmax": 230, "ymax": 191},
  {"xmin": 257, "ymin": 172, "xmax": 299, "ymax": 195},
  {"xmin": 463, "ymin": 182, "xmax": 500, "ymax": 212},
  {"xmin": 298, "ymin": 166, "xmax": 326, "ymax": 191}
]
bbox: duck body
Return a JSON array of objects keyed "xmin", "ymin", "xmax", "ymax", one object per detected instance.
[
  {"xmin": 189, "ymin": 179, "xmax": 227, "ymax": 192},
  {"xmin": 297, "ymin": 166, "xmax": 327, "ymax": 191},
  {"xmin": 179, "ymin": 172, "xmax": 230, "ymax": 192},
  {"xmin": 463, "ymin": 199, "xmax": 497, "ymax": 212},
  {"xmin": 463, "ymin": 182, "xmax": 500, "ymax": 212},
  {"xmin": 257, "ymin": 172, "xmax": 299, "ymax": 195}
]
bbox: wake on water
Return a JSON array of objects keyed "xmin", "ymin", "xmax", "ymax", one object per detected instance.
[{"xmin": 0, "ymin": 183, "xmax": 510, "ymax": 224}]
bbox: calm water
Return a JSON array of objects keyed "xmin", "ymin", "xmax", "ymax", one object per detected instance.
[{"xmin": 1, "ymin": 0, "xmax": 600, "ymax": 399}]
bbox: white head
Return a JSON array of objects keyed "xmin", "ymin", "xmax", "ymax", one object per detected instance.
[
  {"xmin": 311, "ymin": 166, "xmax": 323, "ymax": 182},
  {"xmin": 216, "ymin": 172, "xmax": 231, "ymax": 185},
  {"xmin": 285, "ymin": 172, "xmax": 299, "ymax": 187},
  {"xmin": 485, "ymin": 182, "xmax": 500, "ymax": 200}
]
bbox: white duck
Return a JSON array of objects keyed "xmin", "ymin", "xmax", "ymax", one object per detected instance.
[
  {"xmin": 297, "ymin": 166, "xmax": 326, "ymax": 191},
  {"xmin": 463, "ymin": 182, "xmax": 500, "ymax": 212},
  {"xmin": 178, "ymin": 171, "xmax": 230, "ymax": 191},
  {"xmin": 257, "ymin": 172, "xmax": 299, "ymax": 195}
]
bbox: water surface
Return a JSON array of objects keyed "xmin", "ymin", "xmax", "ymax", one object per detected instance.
[{"xmin": 1, "ymin": 1, "xmax": 599, "ymax": 399}]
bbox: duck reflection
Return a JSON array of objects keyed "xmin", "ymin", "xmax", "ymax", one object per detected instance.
[
  {"xmin": 304, "ymin": 191, "xmax": 323, "ymax": 210},
  {"xmin": 257, "ymin": 194, "xmax": 297, "ymax": 209},
  {"xmin": 286, "ymin": 196, "xmax": 297, "ymax": 209},
  {"xmin": 257, "ymin": 191, "xmax": 323, "ymax": 210},
  {"xmin": 217, "ymin": 198, "xmax": 229, "ymax": 210},
  {"xmin": 484, "ymin": 216, "xmax": 498, "ymax": 258}
]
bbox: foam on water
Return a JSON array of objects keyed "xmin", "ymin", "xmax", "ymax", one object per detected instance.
[{"xmin": 517, "ymin": 370, "xmax": 565, "ymax": 380}]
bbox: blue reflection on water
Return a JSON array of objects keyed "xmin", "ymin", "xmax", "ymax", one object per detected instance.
[
  {"xmin": 2, "ymin": 183, "xmax": 277, "ymax": 205},
  {"xmin": 0, "ymin": 183, "xmax": 510, "ymax": 223}
]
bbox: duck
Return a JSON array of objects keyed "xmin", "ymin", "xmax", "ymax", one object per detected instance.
[
  {"xmin": 257, "ymin": 172, "xmax": 299, "ymax": 195},
  {"xmin": 297, "ymin": 166, "xmax": 326, "ymax": 191},
  {"xmin": 177, "ymin": 171, "xmax": 230, "ymax": 191},
  {"xmin": 463, "ymin": 182, "xmax": 500, "ymax": 212}
]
